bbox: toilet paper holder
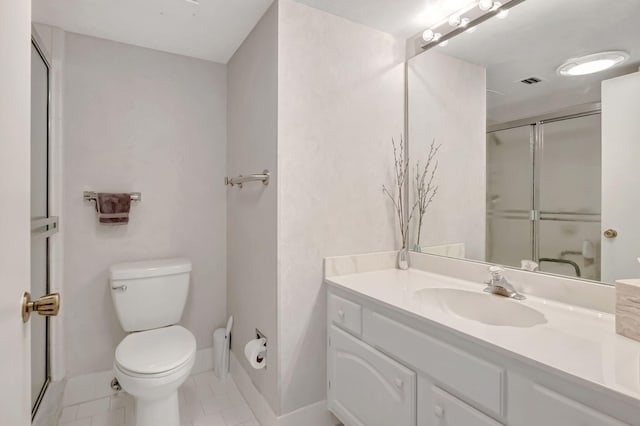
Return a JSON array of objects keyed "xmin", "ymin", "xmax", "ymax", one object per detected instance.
[{"xmin": 255, "ymin": 328, "xmax": 267, "ymax": 363}]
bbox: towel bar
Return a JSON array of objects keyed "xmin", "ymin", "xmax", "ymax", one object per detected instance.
[
  {"xmin": 225, "ymin": 170, "xmax": 270, "ymax": 188},
  {"xmin": 83, "ymin": 191, "xmax": 142, "ymax": 202}
]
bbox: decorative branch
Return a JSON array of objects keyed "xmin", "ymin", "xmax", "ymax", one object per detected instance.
[
  {"xmin": 383, "ymin": 135, "xmax": 417, "ymax": 249},
  {"xmin": 414, "ymin": 139, "xmax": 441, "ymax": 247}
]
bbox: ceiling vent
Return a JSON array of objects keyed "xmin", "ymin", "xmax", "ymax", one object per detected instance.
[{"xmin": 520, "ymin": 77, "xmax": 543, "ymax": 85}]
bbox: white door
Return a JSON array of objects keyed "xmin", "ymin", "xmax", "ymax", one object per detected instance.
[
  {"xmin": 602, "ymin": 72, "xmax": 640, "ymax": 283},
  {"xmin": 0, "ymin": 1, "xmax": 33, "ymax": 425}
]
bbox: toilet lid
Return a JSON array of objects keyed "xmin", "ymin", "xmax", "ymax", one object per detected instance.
[{"xmin": 115, "ymin": 325, "xmax": 196, "ymax": 375}]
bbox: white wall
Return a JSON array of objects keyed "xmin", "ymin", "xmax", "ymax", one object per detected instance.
[
  {"xmin": 277, "ymin": 0, "xmax": 404, "ymax": 414},
  {"xmin": 62, "ymin": 33, "xmax": 228, "ymax": 376},
  {"xmin": 227, "ymin": 2, "xmax": 280, "ymax": 414},
  {"xmin": 407, "ymin": 50, "xmax": 487, "ymax": 260}
]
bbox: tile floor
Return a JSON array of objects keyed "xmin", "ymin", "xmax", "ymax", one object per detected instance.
[{"xmin": 58, "ymin": 371, "xmax": 259, "ymax": 426}]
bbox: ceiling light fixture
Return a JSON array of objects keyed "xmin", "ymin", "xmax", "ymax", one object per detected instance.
[{"xmin": 557, "ymin": 51, "xmax": 630, "ymax": 76}]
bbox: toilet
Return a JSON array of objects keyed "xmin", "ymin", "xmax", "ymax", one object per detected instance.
[{"xmin": 109, "ymin": 258, "xmax": 196, "ymax": 426}]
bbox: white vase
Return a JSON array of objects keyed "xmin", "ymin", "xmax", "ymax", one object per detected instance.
[{"xmin": 397, "ymin": 248, "xmax": 409, "ymax": 270}]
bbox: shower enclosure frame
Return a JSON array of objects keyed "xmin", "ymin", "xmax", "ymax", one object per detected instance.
[
  {"xmin": 486, "ymin": 102, "xmax": 602, "ymax": 276},
  {"xmin": 31, "ymin": 33, "xmax": 54, "ymax": 419}
]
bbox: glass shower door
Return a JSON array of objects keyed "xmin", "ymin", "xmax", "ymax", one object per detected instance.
[
  {"xmin": 31, "ymin": 39, "xmax": 54, "ymax": 417},
  {"xmin": 486, "ymin": 125, "xmax": 534, "ymax": 268},
  {"xmin": 537, "ymin": 113, "xmax": 602, "ymax": 280}
]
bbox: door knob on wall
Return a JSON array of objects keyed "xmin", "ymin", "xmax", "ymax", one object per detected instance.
[
  {"xmin": 603, "ymin": 229, "xmax": 618, "ymax": 239},
  {"xmin": 22, "ymin": 291, "xmax": 60, "ymax": 323}
]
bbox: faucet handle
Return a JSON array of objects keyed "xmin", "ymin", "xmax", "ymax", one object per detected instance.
[{"xmin": 488, "ymin": 266, "xmax": 505, "ymax": 279}]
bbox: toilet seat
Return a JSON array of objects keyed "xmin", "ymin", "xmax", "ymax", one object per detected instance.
[{"xmin": 115, "ymin": 325, "xmax": 196, "ymax": 377}]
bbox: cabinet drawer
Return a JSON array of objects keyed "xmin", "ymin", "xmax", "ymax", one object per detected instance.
[
  {"xmin": 508, "ymin": 374, "xmax": 629, "ymax": 426},
  {"xmin": 364, "ymin": 310, "xmax": 504, "ymax": 416},
  {"xmin": 328, "ymin": 325, "xmax": 416, "ymax": 426},
  {"xmin": 328, "ymin": 292, "xmax": 362, "ymax": 335},
  {"xmin": 421, "ymin": 384, "xmax": 502, "ymax": 426},
  {"xmin": 528, "ymin": 385, "xmax": 626, "ymax": 426}
]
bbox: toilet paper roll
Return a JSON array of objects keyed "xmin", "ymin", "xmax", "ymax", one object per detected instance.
[
  {"xmin": 582, "ymin": 240, "xmax": 596, "ymax": 260},
  {"xmin": 244, "ymin": 338, "xmax": 266, "ymax": 370}
]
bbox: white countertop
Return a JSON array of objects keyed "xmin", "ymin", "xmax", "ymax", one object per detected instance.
[{"xmin": 326, "ymin": 267, "xmax": 640, "ymax": 403}]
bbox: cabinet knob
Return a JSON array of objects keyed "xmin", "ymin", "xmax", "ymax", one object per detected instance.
[
  {"xmin": 337, "ymin": 309, "xmax": 345, "ymax": 320},
  {"xmin": 434, "ymin": 404, "xmax": 444, "ymax": 418},
  {"xmin": 603, "ymin": 229, "xmax": 618, "ymax": 239},
  {"xmin": 393, "ymin": 378, "xmax": 403, "ymax": 389}
]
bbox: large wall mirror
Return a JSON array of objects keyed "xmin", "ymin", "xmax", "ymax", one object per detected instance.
[{"xmin": 407, "ymin": 0, "xmax": 640, "ymax": 285}]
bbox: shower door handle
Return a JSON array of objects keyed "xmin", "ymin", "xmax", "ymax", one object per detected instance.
[{"xmin": 21, "ymin": 291, "xmax": 60, "ymax": 323}]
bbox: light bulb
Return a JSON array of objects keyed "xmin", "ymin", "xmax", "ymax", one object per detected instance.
[
  {"xmin": 460, "ymin": 18, "xmax": 470, "ymax": 28},
  {"xmin": 433, "ymin": 32, "xmax": 442, "ymax": 41},
  {"xmin": 422, "ymin": 29, "xmax": 435, "ymax": 43},
  {"xmin": 448, "ymin": 14, "xmax": 462, "ymax": 27},
  {"xmin": 478, "ymin": 0, "xmax": 494, "ymax": 11},
  {"xmin": 496, "ymin": 8, "xmax": 509, "ymax": 19},
  {"xmin": 439, "ymin": 40, "xmax": 449, "ymax": 47}
]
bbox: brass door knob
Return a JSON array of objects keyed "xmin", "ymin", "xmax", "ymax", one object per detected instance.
[
  {"xmin": 603, "ymin": 229, "xmax": 618, "ymax": 239},
  {"xmin": 22, "ymin": 292, "xmax": 60, "ymax": 323}
]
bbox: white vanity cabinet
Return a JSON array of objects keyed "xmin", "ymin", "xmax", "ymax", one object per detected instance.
[{"xmin": 326, "ymin": 286, "xmax": 637, "ymax": 426}]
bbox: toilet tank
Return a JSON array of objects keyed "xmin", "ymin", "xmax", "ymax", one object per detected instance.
[{"xmin": 110, "ymin": 258, "xmax": 192, "ymax": 332}]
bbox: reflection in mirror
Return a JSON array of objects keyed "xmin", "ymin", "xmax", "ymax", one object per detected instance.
[{"xmin": 408, "ymin": 0, "xmax": 640, "ymax": 284}]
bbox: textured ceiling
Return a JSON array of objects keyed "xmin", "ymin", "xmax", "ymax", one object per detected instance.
[{"xmin": 32, "ymin": 0, "xmax": 274, "ymax": 63}]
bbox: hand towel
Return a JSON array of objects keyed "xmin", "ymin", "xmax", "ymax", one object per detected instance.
[{"xmin": 96, "ymin": 193, "xmax": 131, "ymax": 224}]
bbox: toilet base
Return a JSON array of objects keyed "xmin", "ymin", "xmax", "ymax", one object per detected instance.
[{"xmin": 135, "ymin": 392, "xmax": 180, "ymax": 426}]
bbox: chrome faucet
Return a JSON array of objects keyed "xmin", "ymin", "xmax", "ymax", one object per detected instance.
[{"xmin": 484, "ymin": 266, "xmax": 525, "ymax": 300}]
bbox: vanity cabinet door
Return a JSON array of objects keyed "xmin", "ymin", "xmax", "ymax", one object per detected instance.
[{"xmin": 328, "ymin": 325, "xmax": 416, "ymax": 426}]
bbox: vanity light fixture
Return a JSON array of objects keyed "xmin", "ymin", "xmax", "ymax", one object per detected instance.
[
  {"xmin": 422, "ymin": 29, "xmax": 442, "ymax": 43},
  {"xmin": 557, "ymin": 51, "xmax": 629, "ymax": 76},
  {"xmin": 478, "ymin": 0, "xmax": 495, "ymax": 12},
  {"xmin": 496, "ymin": 8, "xmax": 509, "ymax": 19},
  {"xmin": 420, "ymin": 0, "xmax": 517, "ymax": 49},
  {"xmin": 448, "ymin": 14, "xmax": 462, "ymax": 27}
]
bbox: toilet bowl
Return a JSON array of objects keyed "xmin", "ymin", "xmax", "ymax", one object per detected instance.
[{"xmin": 109, "ymin": 258, "xmax": 195, "ymax": 426}]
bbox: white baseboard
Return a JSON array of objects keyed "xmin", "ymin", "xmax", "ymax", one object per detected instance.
[
  {"xmin": 278, "ymin": 399, "xmax": 338, "ymax": 426},
  {"xmin": 230, "ymin": 353, "xmax": 338, "ymax": 426},
  {"xmin": 230, "ymin": 352, "xmax": 278, "ymax": 426}
]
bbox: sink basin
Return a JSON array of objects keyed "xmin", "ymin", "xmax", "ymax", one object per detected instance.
[{"xmin": 415, "ymin": 288, "xmax": 547, "ymax": 328}]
